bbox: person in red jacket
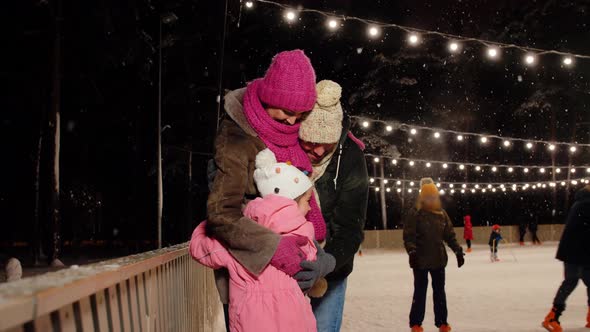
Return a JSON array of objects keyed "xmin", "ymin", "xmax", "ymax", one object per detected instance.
[{"xmin": 463, "ymin": 215, "xmax": 474, "ymax": 253}]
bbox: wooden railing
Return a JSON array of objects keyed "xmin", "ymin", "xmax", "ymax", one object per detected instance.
[{"xmin": 0, "ymin": 243, "xmax": 223, "ymax": 332}]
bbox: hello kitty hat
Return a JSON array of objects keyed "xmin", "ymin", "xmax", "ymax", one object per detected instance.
[{"xmin": 253, "ymin": 149, "xmax": 313, "ymax": 200}]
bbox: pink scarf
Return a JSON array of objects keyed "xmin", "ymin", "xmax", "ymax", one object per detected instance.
[{"xmin": 243, "ymin": 79, "xmax": 326, "ymax": 241}]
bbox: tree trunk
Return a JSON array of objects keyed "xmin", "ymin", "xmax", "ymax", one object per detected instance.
[{"xmin": 48, "ymin": 0, "xmax": 63, "ymax": 264}]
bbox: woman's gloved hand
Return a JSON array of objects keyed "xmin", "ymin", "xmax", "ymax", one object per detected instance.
[
  {"xmin": 456, "ymin": 250, "xmax": 465, "ymax": 268},
  {"xmin": 408, "ymin": 250, "xmax": 418, "ymax": 269},
  {"xmin": 270, "ymin": 235, "xmax": 308, "ymax": 276},
  {"xmin": 294, "ymin": 241, "xmax": 336, "ymax": 291}
]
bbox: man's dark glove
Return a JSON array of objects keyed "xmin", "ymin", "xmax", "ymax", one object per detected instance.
[
  {"xmin": 408, "ymin": 250, "xmax": 418, "ymax": 269},
  {"xmin": 456, "ymin": 250, "xmax": 465, "ymax": 268},
  {"xmin": 294, "ymin": 241, "xmax": 336, "ymax": 291}
]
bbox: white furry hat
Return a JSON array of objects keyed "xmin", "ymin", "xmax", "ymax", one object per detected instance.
[
  {"xmin": 299, "ymin": 80, "xmax": 344, "ymax": 144},
  {"xmin": 253, "ymin": 149, "xmax": 313, "ymax": 199}
]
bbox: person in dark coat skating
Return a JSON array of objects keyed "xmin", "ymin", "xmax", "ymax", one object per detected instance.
[
  {"xmin": 542, "ymin": 185, "xmax": 590, "ymax": 332},
  {"xmin": 403, "ymin": 178, "xmax": 464, "ymax": 332}
]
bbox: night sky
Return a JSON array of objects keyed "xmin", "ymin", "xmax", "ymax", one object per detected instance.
[{"xmin": 3, "ymin": 0, "xmax": 590, "ymax": 259}]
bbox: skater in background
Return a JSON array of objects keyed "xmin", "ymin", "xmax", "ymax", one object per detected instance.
[
  {"xmin": 488, "ymin": 224, "xmax": 503, "ymax": 262},
  {"xmin": 518, "ymin": 215, "xmax": 527, "ymax": 246},
  {"xmin": 463, "ymin": 214, "xmax": 473, "ymax": 253},
  {"xmin": 542, "ymin": 185, "xmax": 590, "ymax": 332},
  {"xmin": 403, "ymin": 178, "xmax": 464, "ymax": 332},
  {"xmin": 529, "ymin": 213, "xmax": 542, "ymax": 245}
]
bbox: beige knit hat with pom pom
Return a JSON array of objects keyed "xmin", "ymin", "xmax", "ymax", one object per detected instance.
[{"xmin": 299, "ymin": 80, "xmax": 343, "ymax": 144}]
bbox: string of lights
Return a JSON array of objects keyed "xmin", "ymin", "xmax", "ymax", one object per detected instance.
[
  {"xmin": 354, "ymin": 116, "xmax": 590, "ymax": 150},
  {"xmin": 369, "ymin": 177, "xmax": 590, "ymax": 195},
  {"xmin": 244, "ymin": 0, "xmax": 590, "ymax": 67},
  {"xmin": 366, "ymin": 154, "xmax": 590, "ymax": 175}
]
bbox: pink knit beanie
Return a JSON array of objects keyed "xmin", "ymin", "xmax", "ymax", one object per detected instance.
[{"xmin": 258, "ymin": 50, "xmax": 317, "ymax": 112}]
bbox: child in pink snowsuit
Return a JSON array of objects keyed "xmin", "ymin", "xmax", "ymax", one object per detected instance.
[{"xmin": 190, "ymin": 149, "xmax": 317, "ymax": 332}]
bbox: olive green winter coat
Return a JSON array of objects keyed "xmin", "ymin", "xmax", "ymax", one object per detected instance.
[{"xmin": 403, "ymin": 209, "xmax": 462, "ymax": 270}]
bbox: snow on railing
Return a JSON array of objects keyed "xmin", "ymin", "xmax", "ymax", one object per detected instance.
[{"xmin": 0, "ymin": 243, "xmax": 223, "ymax": 332}]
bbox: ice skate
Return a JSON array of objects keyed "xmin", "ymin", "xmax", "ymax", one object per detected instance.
[
  {"xmin": 439, "ymin": 323, "xmax": 452, "ymax": 332},
  {"xmin": 519, "ymin": 241, "xmax": 525, "ymax": 246},
  {"xmin": 466, "ymin": 247, "xmax": 472, "ymax": 253},
  {"xmin": 410, "ymin": 325, "xmax": 424, "ymax": 332},
  {"xmin": 542, "ymin": 308, "xmax": 563, "ymax": 332}
]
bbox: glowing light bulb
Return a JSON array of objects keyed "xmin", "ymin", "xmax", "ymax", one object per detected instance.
[
  {"xmin": 383, "ymin": 180, "xmax": 389, "ymax": 184},
  {"xmin": 409, "ymin": 161, "xmax": 415, "ymax": 167},
  {"xmin": 410, "ymin": 181, "xmax": 415, "ymax": 186},
  {"xmin": 471, "ymin": 189, "xmax": 476, "ymax": 193},
  {"xmin": 524, "ymin": 168, "xmax": 529, "ymax": 173},
  {"xmin": 385, "ymin": 125, "xmax": 393, "ymax": 132},
  {"xmin": 433, "ymin": 132, "xmax": 441, "ymax": 139},
  {"xmin": 556, "ymin": 168, "xmax": 561, "ymax": 173},
  {"xmin": 524, "ymin": 54, "xmax": 536, "ymax": 65},
  {"xmin": 540, "ymin": 168, "xmax": 546, "ymax": 173},
  {"xmin": 482, "ymin": 189, "xmax": 487, "ymax": 193},
  {"xmin": 461, "ymin": 189, "xmax": 465, "ymax": 193},
  {"xmin": 488, "ymin": 184, "xmax": 493, "ymax": 189},
  {"xmin": 448, "ymin": 41, "xmax": 460, "ymax": 53},
  {"xmin": 457, "ymin": 135, "xmax": 464, "ymax": 141},
  {"xmin": 373, "ymin": 157, "xmax": 380, "ymax": 163},
  {"xmin": 451, "ymin": 189, "xmax": 455, "ymax": 194},
  {"xmin": 572, "ymin": 180, "xmax": 578, "ymax": 185},
  {"xmin": 368, "ymin": 26, "xmax": 380, "ymax": 38},
  {"xmin": 569, "ymin": 146, "xmax": 577, "ymax": 153},
  {"xmin": 362, "ymin": 121, "xmax": 369, "ymax": 128},
  {"xmin": 503, "ymin": 140, "xmax": 511, "ymax": 147},
  {"xmin": 571, "ymin": 168, "xmax": 576, "ymax": 173},
  {"xmin": 397, "ymin": 188, "xmax": 402, "ymax": 193},
  {"xmin": 487, "ymin": 47, "xmax": 499, "ymax": 58},
  {"xmin": 492, "ymin": 188, "xmax": 497, "ymax": 192},
  {"xmin": 459, "ymin": 164, "xmax": 465, "ymax": 170},
  {"xmin": 285, "ymin": 10, "xmax": 297, "ymax": 22},
  {"xmin": 410, "ymin": 128, "xmax": 417, "ymax": 135},
  {"xmin": 396, "ymin": 181, "xmax": 402, "ymax": 185},
  {"xmin": 560, "ymin": 181, "xmax": 566, "ymax": 186},
  {"xmin": 407, "ymin": 33, "xmax": 420, "ymax": 45},
  {"xmin": 442, "ymin": 163, "xmax": 448, "ymax": 169},
  {"xmin": 548, "ymin": 144, "xmax": 556, "ymax": 151},
  {"xmin": 426, "ymin": 162, "xmax": 432, "ymax": 168},
  {"xmin": 563, "ymin": 57, "xmax": 573, "ymax": 66},
  {"xmin": 480, "ymin": 137, "xmax": 488, "ymax": 143},
  {"xmin": 375, "ymin": 187, "xmax": 380, "ymax": 192},
  {"xmin": 245, "ymin": 1, "xmax": 254, "ymax": 8},
  {"xmin": 408, "ymin": 189, "xmax": 413, "ymax": 193},
  {"xmin": 386, "ymin": 188, "xmax": 391, "ymax": 192},
  {"xmin": 526, "ymin": 142, "xmax": 533, "ymax": 149},
  {"xmin": 327, "ymin": 19, "xmax": 338, "ymax": 30},
  {"xmin": 508, "ymin": 167, "xmax": 514, "ymax": 173},
  {"xmin": 392, "ymin": 159, "xmax": 398, "ymax": 165},
  {"xmin": 550, "ymin": 182, "xmax": 556, "ymax": 187},
  {"xmin": 491, "ymin": 167, "xmax": 498, "ymax": 172},
  {"xmin": 369, "ymin": 178, "xmax": 375, "ymax": 183},
  {"xmin": 475, "ymin": 166, "xmax": 481, "ymax": 171},
  {"xmin": 587, "ymin": 168, "xmax": 590, "ymax": 173},
  {"xmin": 475, "ymin": 184, "xmax": 480, "ymax": 189},
  {"xmin": 449, "ymin": 184, "xmax": 454, "ymax": 188}
]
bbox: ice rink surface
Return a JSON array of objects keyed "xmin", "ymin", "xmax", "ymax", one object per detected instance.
[{"xmin": 342, "ymin": 243, "xmax": 589, "ymax": 332}]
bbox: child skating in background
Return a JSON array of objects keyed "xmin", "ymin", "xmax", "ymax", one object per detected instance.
[
  {"xmin": 488, "ymin": 224, "xmax": 503, "ymax": 262},
  {"xmin": 190, "ymin": 149, "xmax": 329, "ymax": 332},
  {"xmin": 463, "ymin": 215, "xmax": 473, "ymax": 253}
]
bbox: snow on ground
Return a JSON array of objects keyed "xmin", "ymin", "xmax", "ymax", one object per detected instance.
[{"xmin": 343, "ymin": 243, "xmax": 589, "ymax": 332}]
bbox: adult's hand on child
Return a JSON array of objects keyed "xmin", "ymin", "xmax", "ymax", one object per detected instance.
[
  {"xmin": 456, "ymin": 250, "xmax": 465, "ymax": 268},
  {"xmin": 295, "ymin": 241, "xmax": 336, "ymax": 292},
  {"xmin": 408, "ymin": 250, "xmax": 418, "ymax": 269},
  {"xmin": 270, "ymin": 235, "xmax": 308, "ymax": 276}
]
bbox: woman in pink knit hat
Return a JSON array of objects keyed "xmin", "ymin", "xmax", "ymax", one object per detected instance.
[{"xmin": 202, "ymin": 50, "xmax": 336, "ymax": 330}]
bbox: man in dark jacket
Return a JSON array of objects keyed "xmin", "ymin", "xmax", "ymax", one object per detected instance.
[
  {"xmin": 403, "ymin": 178, "xmax": 464, "ymax": 332},
  {"xmin": 298, "ymin": 80, "xmax": 369, "ymax": 331},
  {"xmin": 542, "ymin": 185, "xmax": 590, "ymax": 332}
]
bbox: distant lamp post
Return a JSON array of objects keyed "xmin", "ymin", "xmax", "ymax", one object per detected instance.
[{"xmin": 157, "ymin": 12, "xmax": 178, "ymax": 249}]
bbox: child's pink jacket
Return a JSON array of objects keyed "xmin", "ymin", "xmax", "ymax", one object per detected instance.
[{"xmin": 189, "ymin": 195, "xmax": 317, "ymax": 332}]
